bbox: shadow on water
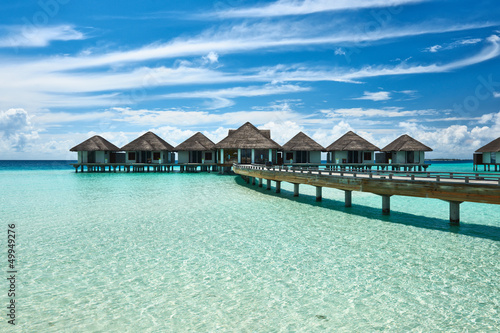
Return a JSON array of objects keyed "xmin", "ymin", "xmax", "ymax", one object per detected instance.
[{"xmin": 234, "ymin": 176, "xmax": 500, "ymax": 242}]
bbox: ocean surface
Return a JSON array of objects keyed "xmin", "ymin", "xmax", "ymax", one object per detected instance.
[{"xmin": 1, "ymin": 160, "xmax": 499, "ymax": 332}]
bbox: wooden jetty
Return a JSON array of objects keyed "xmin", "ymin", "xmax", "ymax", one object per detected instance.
[{"xmin": 233, "ymin": 164, "xmax": 500, "ymax": 224}]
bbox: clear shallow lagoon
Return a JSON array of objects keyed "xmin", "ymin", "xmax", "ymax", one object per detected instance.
[{"xmin": 1, "ymin": 161, "xmax": 499, "ymax": 332}]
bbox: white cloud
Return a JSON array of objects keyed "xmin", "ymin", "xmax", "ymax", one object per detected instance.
[
  {"xmin": 0, "ymin": 25, "xmax": 85, "ymax": 48},
  {"xmin": 424, "ymin": 38, "xmax": 482, "ymax": 53},
  {"xmin": 334, "ymin": 48, "xmax": 346, "ymax": 56},
  {"xmin": 159, "ymin": 84, "xmax": 310, "ymax": 109},
  {"xmin": 203, "ymin": 51, "xmax": 219, "ymax": 64},
  {"xmin": 0, "ymin": 108, "xmax": 40, "ymax": 152},
  {"xmin": 321, "ymin": 107, "xmax": 436, "ymax": 118},
  {"xmin": 426, "ymin": 45, "xmax": 442, "ymax": 53},
  {"xmin": 215, "ymin": 0, "xmax": 426, "ymax": 18},
  {"xmin": 397, "ymin": 112, "xmax": 500, "ymax": 158},
  {"xmin": 265, "ymin": 35, "xmax": 500, "ymax": 83},
  {"xmin": 261, "ymin": 121, "xmax": 304, "ymax": 144},
  {"xmin": 352, "ymin": 91, "xmax": 391, "ymax": 101},
  {"xmin": 110, "ymin": 106, "xmax": 306, "ymax": 127},
  {"xmin": 494, "ymin": 92, "xmax": 500, "ymax": 98}
]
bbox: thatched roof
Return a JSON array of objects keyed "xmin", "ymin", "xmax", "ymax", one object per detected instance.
[
  {"xmin": 476, "ymin": 137, "xmax": 500, "ymax": 152},
  {"xmin": 326, "ymin": 131, "xmax": 380, "ymax": 151},
  {"xmin": 121, "ymin": 131, "xmax": 174, "ymax": 151},
  {"xmin": 215, "ymin": 122, "xmax": 281, "ymax": 149},
  {"xmin": 228, "ymin": 129, "xmax": 271, "ymax": 138},
  {"xmin": 175, "ymin": 132, "xmax": 216, "ymax": 151},
  {"xmin": 282, "ymin": 132, "xmax": 324, "ymax": 151},
  {"xmin": 382, "ymin": 134, "xmax": 433, "ymax": 152},
  {"xmin": 70, "ymin": 135, "xmax": 120, "ymax": 152}
]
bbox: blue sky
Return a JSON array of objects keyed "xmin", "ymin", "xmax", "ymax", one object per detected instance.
[{"xmin": 1, "ymin": 0, "xmax": 500, "ymax": 159}]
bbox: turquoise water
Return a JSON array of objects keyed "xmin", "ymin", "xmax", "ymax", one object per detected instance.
[{"xmin": 1, "ymin": 161, "xmax": 499, "ymax": 332}]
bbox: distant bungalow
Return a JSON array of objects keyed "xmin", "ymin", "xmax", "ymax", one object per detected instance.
[
  {"xmin": 70, "ymin": 135, "xmax": 121, "ymax": 163},
  {"xmin": 215, "ymin": 122, "xmax": 281, "ymax": 165},
  {"xmin": 380, "ymin": 134, "xmax": 432, "ymax": 164},
  {"xmin": 175, "ymin": 132, "xmax": 216, "ymax": 164},
  {"xmin": 474, "ymin": 137, "xmax": 500, "ymax": 171},
  {"xmin": 281, "ymin": 132, "xmax": 324, "ymax": 164},
  {"xmin": 325, "ymin": 131, "xmax": 379, "ymax": 164},
  {"xmin": 121, "ymin": 131, "xmax": 175, "ymax": 164}
]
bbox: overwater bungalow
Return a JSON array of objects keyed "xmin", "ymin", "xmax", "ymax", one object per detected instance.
[
  {"xmin": 70, "ymin": 135, "xmax": 122, "ymax": 163},
  {"xmin": 325, "ymin": 131, "xmax": 379, "ymax": 164},
  {"xmin": 380, "ymin": 134, "xmax": 432, "ymax": 164},
  {"xmin": 121, "ymin": 131, "xmax": 175, "ymax": 164},
  {"xmin": 175, "ymin": 132, "xmax": 217, "ymax": 164},
  {"xmin": 215, "ymin": 122, "xmax": 281, "ymax": 165},
  {"xmin": 281, "ymin": 132, "xmax": 324, "ymax": 164},
  {"xmin": 474, "ymin": 137, "xmax": 500, "ymax": 171}
]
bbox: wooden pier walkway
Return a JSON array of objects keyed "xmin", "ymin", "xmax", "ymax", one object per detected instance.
[{"xmin": 233, "ymin": 164, "xmax": 500, "ymax": 224}]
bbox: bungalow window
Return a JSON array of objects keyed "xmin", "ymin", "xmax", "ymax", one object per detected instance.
[
  {"xmin": 205, "ymin": 152, "xmax": 212, "ymax": 160},
  {"xmin": 286, "ymin": 152, "xmax": 294, "ymax": 160},
  {"xmin": 153, "ymin": 152, "xmax": 161, "ymax": 160},
  {"xmin": 128, "ymin": 152, "xmax": 136, "ymax": 160},
  {"xmin": 363, "ymin": 152, "xmax": 372, "ymax": 161}
]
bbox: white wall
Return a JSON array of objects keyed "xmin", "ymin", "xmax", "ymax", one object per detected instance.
[
  {"xmin": 332, "ymin": 151, "xmax": 348, "ymax": 163},
  {"xmin": 178, "ymin": 151, "xmax": 189, "ymax": 163},
  {"xmin": 310, "ymin": 151, "xmax": 322, "ymax": 163}
]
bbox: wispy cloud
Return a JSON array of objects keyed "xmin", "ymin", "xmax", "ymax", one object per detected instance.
[
  {"xmin": 265, "ymin": 35, "xmax": 500, "ymax": 82},
  {"xmin": 423, "ymin": 37, "xmax": 482, "ymax": 53},
  {"xmin": 7, "ymin": 21, "xmax": 493, "ymax": 73},
  {"xmin": 321, "ymin": 107, "xmax": 436, "ymax": 118},
  {"xmin": 110, "ymin": 106, "xmax": 307, "ymax": 127},
  {"xmin": 352, "ymin": 91, "xmax": 391, "ymax": 101},
  {"xmin": 0, "ymin": 25, "xmax": 86, "ymax": 48},
  {"xmin": 214, "ymin": 0, "xmax": 427, "ymax": 18}
]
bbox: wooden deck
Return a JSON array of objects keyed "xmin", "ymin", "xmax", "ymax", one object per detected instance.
[
  {"xmin": 233, "ymin": 164, "xmax": 500, "ymax": 224},
  {"xmin": 70, "ymin": 163, "xmax": 221, "ymax": 173}
]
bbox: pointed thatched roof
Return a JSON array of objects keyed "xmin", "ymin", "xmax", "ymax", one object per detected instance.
[
  {"xmin": 70, "ymin": 135, "xmax": 120, "ymax": 152},
  {"xmin": 121, "ymin": 131, "xmax": 174, "ymax": 151},
  {"xmin": 215, "ymin": 122, "xmax": 281, "ymax": 149},
  {"xmin": 382, "ymin": 134, "xmax": 433, "ymax": 152},
  {"xmin": 476, "ymin": 137, "xmax": 500, "ymax": 153},
  {"xmin": 326, "ymin": 131, "xmax": 380, "ymax": 151},
  {"xmin": 175, "ymin": 132, "xmax": 216, "ymax": 151},
  {"xmin": 282, "ymin": 132, "xmax": 324, "ymax": 151},
  {"xmin": 228, "ymin": 129, "xmax": 271, "ymax": 138}
]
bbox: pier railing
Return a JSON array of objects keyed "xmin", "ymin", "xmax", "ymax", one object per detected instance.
[{"xmin": 235, "ymin": 164, "xmax": 500, "ymax": 186}]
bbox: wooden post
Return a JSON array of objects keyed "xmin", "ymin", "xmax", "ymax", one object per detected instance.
[
  {"xmin": 275, "ymin": 181, "xmax": 281, "ymax": 193},
  {"xmin": 449, "ymin": 201, "xmax": 461, "ymax": 224},
  {"xmin": 266, "ymin": 179, "xmax": 271, "ymax": 190},
  {"xmin": 293, "ymin": 183, "xmax": 299, "ymax": 197},
  {"xmin": 252, "ymin": 177, "xmax": 256, "ymax": 185},
  {"xmin": 345, "ymin": 190, "xmax": 352, "ymax": 207},
  {"xmin": 316, "ymin": 186, "xmax": 322, "ymax": 201},
  {"xmin": 382, "ymin": 195, "xmax": 391, "ymax": 215},
  {"xmin": 258, "ymin": 178, "xmax": 263, "ymax": 187}
]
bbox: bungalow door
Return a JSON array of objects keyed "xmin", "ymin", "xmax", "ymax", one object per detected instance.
[
  {"xmin": 348, "ymin": 151, "xmax": 359, "ymax": 163},
  {"xmin": 88, "ymin": 151, "xmax": 96, "ymax": 163},
  {"xmin": 241, "ymin": 149, "xmax": 252, "ymax": 164},
  {"xmin": 406, "ymin": 151, "xmax": 415, "ymax": 163}
]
